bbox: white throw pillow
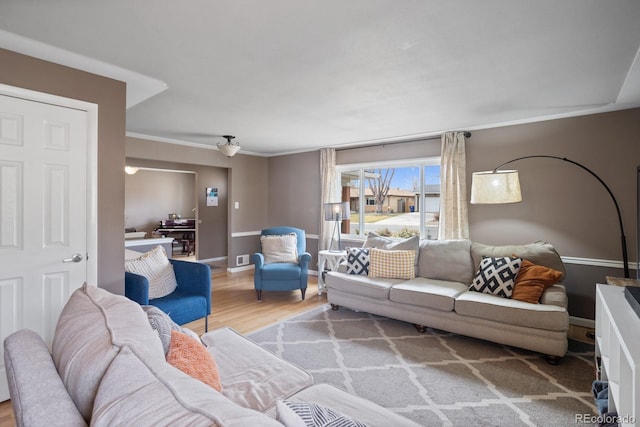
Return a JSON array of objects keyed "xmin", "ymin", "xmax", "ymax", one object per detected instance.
[
  {"xmin": 125, "ymin": 245, "xmax": 178, "ymax": 299},
  {"xmin": 261, "ymin": 233, "xmax": 298, "ymax": 264}
]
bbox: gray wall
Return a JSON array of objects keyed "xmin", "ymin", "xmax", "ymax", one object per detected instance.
[
  {"xmin": 1, "ymin": 48, "xmax": 126, "ymax": 294},
  {"xmin": 467, "ymin": 109, "xmax": 640, "ymax": 319},
  {"xmin": 125, "ymin": 169, "xmax": 196, "ymax": 235},
  {"xmin": 124, "ymin": 152, "xmax": 230, "ymax": 260},
  {"xmin": 126, "ymin": 108, "xmax": 640, "ymax": 320},
  {"xmin": 126, "ymin": 137, "xmax": 268, "ymax": 265}
]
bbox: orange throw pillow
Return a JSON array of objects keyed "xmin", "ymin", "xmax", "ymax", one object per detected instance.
[
  {"xmin": 166, "ymin": 330, "xmax": 222, "ymax": 392},
  {"xmin": 512, "ymin": 259, "xmax": 563, "ymax": 304}
]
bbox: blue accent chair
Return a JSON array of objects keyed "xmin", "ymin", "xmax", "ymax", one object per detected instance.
[
  {"xmin": 125, "ymin": 259, "xmax": 212, "ymax": 331},
  {"xmin": 253, "ymin": 226, "xmax": 311, "ymax": 301}
]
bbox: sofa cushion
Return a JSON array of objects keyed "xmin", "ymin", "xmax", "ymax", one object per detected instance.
[
  {"xmin": 261, "ymin": 233, "xmax": 298, "ymax": 264},
  {"xmin": 418, "ymin": 239, "xmax": 473, "ymax": 283},
  {"xmin": 345, "ymin": 247, "xmax": 370, "ymax": 275},
  {"xmin": 124, "ymin": 245, "xmax": 178, "ymax": 298},
  {"xmin": 52, "ymin": 283, "xmax": 165, "ymax": 421},
  {"xmin": 512, "ymin": 260, "xmax": 563, "ymax": 304},
  {"xmin": 91, "ymin": 345, "xmax": 281, "ymax": 426},
  {"xmin": 200, "ymin": 327, "xmax": 314, "ymax": 413},
  {"xmin": 389, "ymin": 278, "xmax": 468, "ymax": 311},
  {"xmin": 454, "ymin": 291, "xmax": 569, "ymax": 331},
  {"xmin": 469, "ymin": 256, "xmax": 522, "ymax": 298},
  {"xmin": 369, "ymin": 248, "xmax": 416, "ymax": 280},
  {"xmin": 471, "ymin": 241, "xmax": 566, "ymax": 280},
  {"xmin": 325, "ymin": 272, "xmax": 400, "ymax": 301}
]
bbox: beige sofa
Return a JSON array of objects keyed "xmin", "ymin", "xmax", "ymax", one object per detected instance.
[
  {"xmin": 326, "ymin": 239, "xmax": 569, "ymax": 360},
  {"xmin": 4, "ymin": 284, "xmax": 420, "ymax": 427}
]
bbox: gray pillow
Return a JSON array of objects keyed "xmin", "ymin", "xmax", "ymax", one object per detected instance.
[
  {"xmin": 142, "ymin": 306, "xmax": 201, "ymax": 354},
  {"xmin": 470, "ymin": 241, "xmax": 566, "ymax": 280},
  {"xmin": 418, "ymin": 239, "xmax": 473, "ymax": 283}
]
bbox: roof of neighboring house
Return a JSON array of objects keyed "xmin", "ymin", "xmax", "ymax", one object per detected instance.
[{"xmin": 349, "ymin": 187, "xmax": 435, "ymax": 197}]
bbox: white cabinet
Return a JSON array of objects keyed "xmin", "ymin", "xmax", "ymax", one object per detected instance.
[{"xmin": 595, "ymin": 284, "xmax": 640, "ymax": 426}]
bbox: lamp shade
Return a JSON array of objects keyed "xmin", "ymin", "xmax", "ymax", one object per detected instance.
[
  {"xmin": 470, "ymin": 170, "xmax": 522, "ymax": 204},
  {"xmin": 217, "ymin": 143, "xmax": 241, "ymax": 157},
  {"xmin": 324, "ymin": 202, "xmax": 350, "ymax": 221}
]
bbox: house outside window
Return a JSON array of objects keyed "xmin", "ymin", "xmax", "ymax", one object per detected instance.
[{"xmin": 336, "ymin": 158, "xmax": 441, "ymax": 241}]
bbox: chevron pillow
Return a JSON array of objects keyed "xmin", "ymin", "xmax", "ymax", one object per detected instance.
[{"xmin": 470, "ymin": 256, "xmax": 522, "ymax": 298}]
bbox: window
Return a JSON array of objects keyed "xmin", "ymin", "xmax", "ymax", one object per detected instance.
[{"xmin": 336, "ymin": 158, "xmax": 441, "ymax": 240}]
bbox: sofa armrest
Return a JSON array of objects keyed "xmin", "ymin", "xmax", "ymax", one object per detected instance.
[
  {"xmin": 540, "ymin": 283, "xmax": 568, "ymax": 309},
  {"xmin": 170, "ymin": 259, "xmax": 212, "ymax": 312},
  {"xmin": 4, "ymin": 329, "xmax": 87, "ymax": 427},
  {"xmin": 124, "ymin": 271, "xmax": 150, "ymax": 305},
  {"xmin": 299, "ymin": 251, "xmax": 311, "ymax": 269},
  {"xmin": 252, "ymin": 253, "xmax": 265, "ymax": 269}
]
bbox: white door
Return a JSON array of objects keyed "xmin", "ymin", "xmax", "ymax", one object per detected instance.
[{"xmin": 0, "ymin": 93, "xmax": 89, "ymax": 401}]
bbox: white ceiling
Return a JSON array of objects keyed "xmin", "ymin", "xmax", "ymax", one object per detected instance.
[{"xmin": 1, "ymin": 1, "xmax": 640, "ymax": 156}]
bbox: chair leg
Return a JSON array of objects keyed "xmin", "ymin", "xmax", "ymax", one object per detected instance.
[
  {"xmin": 256, "ymin": 290, "xmax": 262, "ymax": 301},
  {"xmin": 204, "ymin": 315, "xmax": 208, "ymax": 333},
  {"xmin": 301, "ymin": 289, "xmax": 306, "ymax": 300}
]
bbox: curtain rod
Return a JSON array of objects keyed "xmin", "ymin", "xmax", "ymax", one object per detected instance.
[{"xmin": 336, "ymin": 131, "xmax": 471, "ymax": 152}]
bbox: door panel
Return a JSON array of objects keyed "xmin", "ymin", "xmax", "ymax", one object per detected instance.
[{"xmin": 0, "ymin": 94, "xmax": 88, "ymax": 401}]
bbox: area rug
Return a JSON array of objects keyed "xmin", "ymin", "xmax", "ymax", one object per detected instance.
[{"xmin": 248, "ymin": 305, "xmax": 598, "ymax": 426}]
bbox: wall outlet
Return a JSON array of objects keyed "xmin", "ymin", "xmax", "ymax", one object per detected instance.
[{"xmin": 237, "ymin": 254, "xmax": 249, "ymax": 266}]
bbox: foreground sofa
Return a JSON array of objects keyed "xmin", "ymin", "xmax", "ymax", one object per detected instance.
[
  {"xmin": 326, "ymin": 238, "xmax": 569, "ymax": 361},
  {"xmin": 4, "ymin": 283, "xmax": 419, "ymax": 427}
]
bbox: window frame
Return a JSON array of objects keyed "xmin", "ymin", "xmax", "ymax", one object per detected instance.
[{"xmin": 336, "ymin": 156, "xmax": 441, "ymax": 241}]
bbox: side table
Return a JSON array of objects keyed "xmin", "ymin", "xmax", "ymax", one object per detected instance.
[
  {"xmin": 317, "ymin": 250, "xmax": 347, "ymax": 296},
  {"xmin": 605, "ymin": 276, "xmax": 640, "ymax": 287}
]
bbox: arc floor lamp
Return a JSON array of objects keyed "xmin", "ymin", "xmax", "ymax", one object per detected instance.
[{"xmin": 470, "ymin": 155, "xmax": 629, "ymax": 278}]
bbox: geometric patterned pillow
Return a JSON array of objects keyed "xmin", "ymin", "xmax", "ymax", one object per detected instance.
[
  {"xmin": 276, "ymin": 399, "xmax": 368, "ymax": 427},
  {"xmin": 346, "ymin": 247, "xmax": 370, "ymax": 275},
  {"xmin": 469, "ymin": 256, "xmax": 522, "ymax": 298}
]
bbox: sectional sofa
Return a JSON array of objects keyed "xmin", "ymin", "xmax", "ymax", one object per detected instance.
[
  {"xmin": 4, "ymin": 283, "xmax": 419, "ymax": 426},
  {"xmin": 326, "ymin": 237, "xmax": 570, "ymax": 361}
]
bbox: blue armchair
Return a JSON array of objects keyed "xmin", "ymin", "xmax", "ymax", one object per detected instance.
[
  {"xmin": 125, "ymin": 259, "xmax": 212, "ymax": 331},
  {"xmin": 253, "ymin": 226, "xmax": 311, "ymax": 301}
]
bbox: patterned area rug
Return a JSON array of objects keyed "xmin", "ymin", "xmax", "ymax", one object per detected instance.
[{"xmin": 248, "ymin": 305, "xmax": 597, "ymax": 427}]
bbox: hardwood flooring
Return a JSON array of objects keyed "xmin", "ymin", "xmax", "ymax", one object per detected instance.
[{"xmin": 0, "ymin": 269, "xmax": 326, "ymax": 426}]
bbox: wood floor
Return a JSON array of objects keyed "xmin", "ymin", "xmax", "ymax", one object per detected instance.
[{"xmin": 0, "ymin": 269, "xmax": 326, "ymax": 426}]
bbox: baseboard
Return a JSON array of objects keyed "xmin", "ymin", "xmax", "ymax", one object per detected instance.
[
  {"xmin": 569, "ymin": 316, "xmax": 595, "ymax": 328},
  {"xmin": 227, "ymin": 264, "xmax": 254, "ymax": 273}
]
